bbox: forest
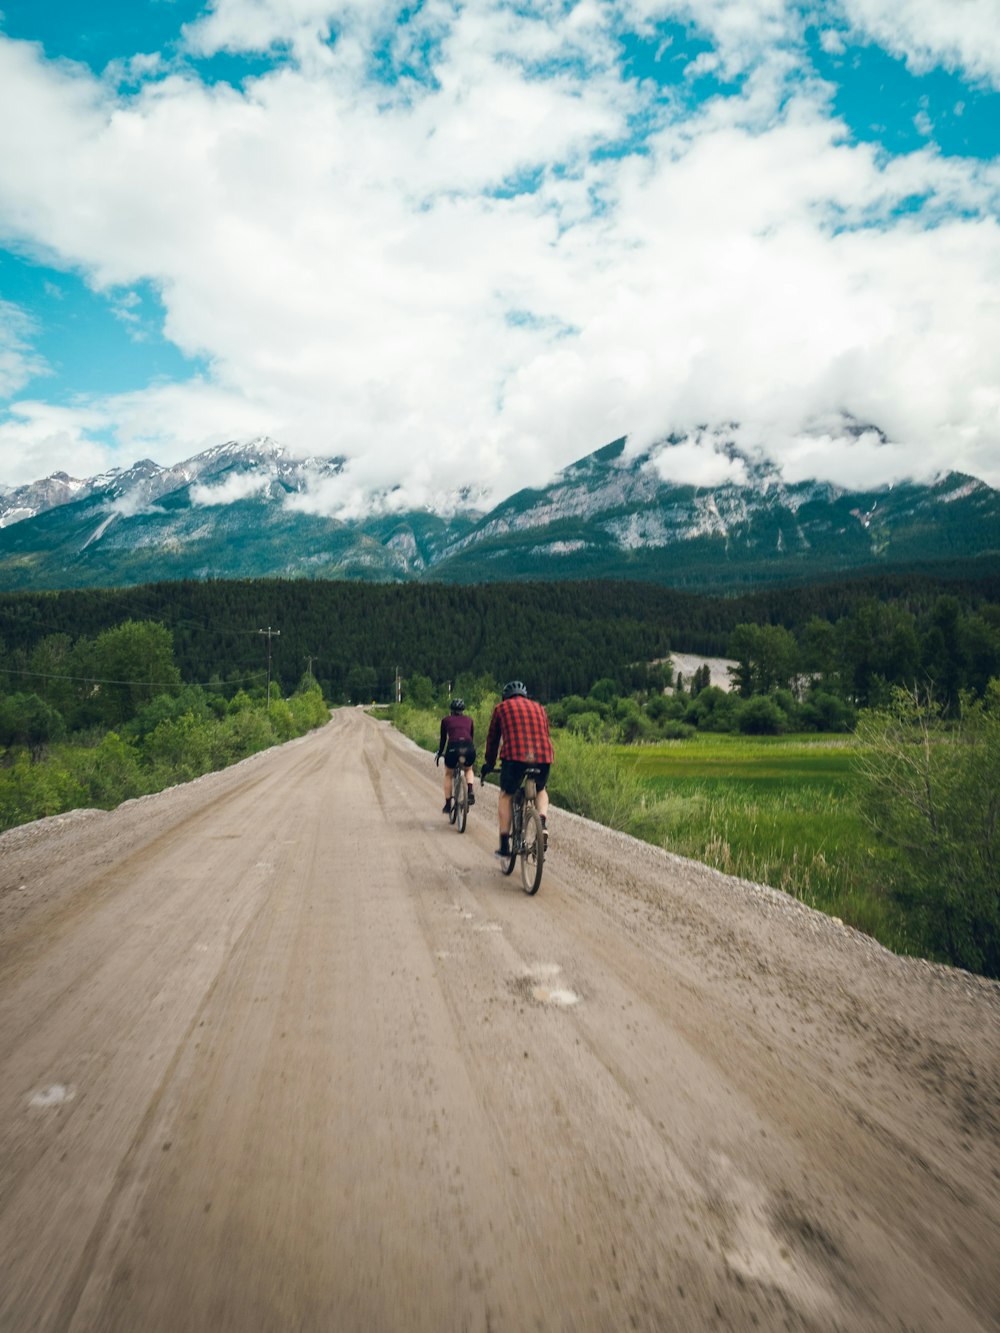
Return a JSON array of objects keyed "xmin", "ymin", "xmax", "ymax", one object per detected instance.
[{"xmin": 1, "ymin": 569, "xmax": 998, "ymax": 711}]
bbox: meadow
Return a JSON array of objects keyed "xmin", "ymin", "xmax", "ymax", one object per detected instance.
[{"xmin": 616, "ymin": 733, "xmax": 911, "ymax": 953}]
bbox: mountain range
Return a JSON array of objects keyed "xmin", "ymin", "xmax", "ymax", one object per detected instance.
[{"xmin": 1, "ymin": 434, "xmax": 998, "ymax": 592}]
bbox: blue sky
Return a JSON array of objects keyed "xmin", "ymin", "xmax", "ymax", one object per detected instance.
[{"xmin": 0, "ymin": 0, "xmax": 998, "ymax": 506}]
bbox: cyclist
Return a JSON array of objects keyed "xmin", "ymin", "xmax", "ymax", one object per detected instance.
[
  {"xmin": 435, "ymin": 698, "xmax": 477, "ymax": 815},
  {"xmin": 480, "ymin": 680, "xmax": 554, "ymax": 859}
]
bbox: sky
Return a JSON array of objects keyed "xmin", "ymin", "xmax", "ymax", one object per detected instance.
[{"xmin": 0, "ymin": 0, "xmax": 998, "ymax": 513}]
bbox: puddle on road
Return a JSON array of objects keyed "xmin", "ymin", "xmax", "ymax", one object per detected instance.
[
  {"xmin": 532, "ymin": 986, "xmax": 581, "ymax": 1006},
  {"xmin": 28, "ymin": 1084, "xmax": 75, "ymax": 1109},
  {"xmin": 512, "ymin": 963, "xmax": 582, "ymax": 1007}
]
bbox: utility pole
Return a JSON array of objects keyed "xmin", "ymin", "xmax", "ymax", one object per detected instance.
[
  {"xmin": 258, "ymin": 625, "xmax": 280, "ymax": 703},
  {"xmin": 305, "ymin": 652, "xmax": 317, "ymax": 678}
]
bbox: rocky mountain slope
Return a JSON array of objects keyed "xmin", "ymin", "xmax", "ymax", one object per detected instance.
[{"xmin": 1, "ymin": 434, "xmax": 997, "ymax": 591}]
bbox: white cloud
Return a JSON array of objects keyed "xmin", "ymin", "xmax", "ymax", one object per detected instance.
[
  {"xmin": 0, "ymin": 299, "xmax": 48, "ymax": 398},
  {"xmin": 649, "ymin": 436, "xmax": 750, "ymax": 487},
  {"xmin": 0, "ymin": 1, "xmax": 998, "ymax": 508},
  {"xmin": 190, "ymin": 468, "xmax": 270, "ymax": 505},
  {"xmin": 839, "ymin": 0, "xmax": 1000, "ymax": 89},
  {"xmin": 621, "ymin": 0, "xmax": 800, "ymax": 78},
  {"xmin": 776, "ymin": 427, "xmax": 923, "ymax": 489},
  {"xmin": 0, "ymin": 401, "xmax": 114, "ymax": 486}
]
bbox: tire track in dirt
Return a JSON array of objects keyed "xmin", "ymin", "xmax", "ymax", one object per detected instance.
[{"xmin": 0, "ymin": 709, "xmax": 997, "ymax": 1332}]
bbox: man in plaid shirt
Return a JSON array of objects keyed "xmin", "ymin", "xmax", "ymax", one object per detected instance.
[{"xmin": 481, "ymin": 680, "xmax": 554, "ymax": 859}]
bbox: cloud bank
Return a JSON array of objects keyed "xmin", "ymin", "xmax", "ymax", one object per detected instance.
[{"xmin": 0, "ymin": 0, "xmax": 997, "ymax": 508}]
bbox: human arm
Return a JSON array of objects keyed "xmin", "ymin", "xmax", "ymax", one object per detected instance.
[{"xmin": 482, "ymin": 707, "xmax": 501, "ymax": 773}]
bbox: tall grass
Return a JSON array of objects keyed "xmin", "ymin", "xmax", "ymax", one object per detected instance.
[{"xmin": 627, "ymin": 777, "xmax": 909, "ymax": 951}]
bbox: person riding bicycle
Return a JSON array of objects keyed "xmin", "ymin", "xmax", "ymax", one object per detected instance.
[
  {"xmin": 480, "ymin": 680, "xmax": 553, "ymax": 859},
  {"xmin": 436, "ymin": 698, "xmax": 477, "ymax": 815}
]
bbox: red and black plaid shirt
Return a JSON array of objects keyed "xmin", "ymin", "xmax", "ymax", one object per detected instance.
[{"xmin": 484, "ymin": 696, "xmax": 554, "ymax": 768}]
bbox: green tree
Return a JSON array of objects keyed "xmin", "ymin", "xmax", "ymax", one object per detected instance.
[
  {"xmin": 0, "ymin": 693, "xmax": 66, "ymax": 759},
  {"xmin": 89, "ymin": 621, "xmax": 182, "ymax": 727},
  {"xmin": 404, "ymin": 673, "xmax": 436, "ymax": 708},
  {"xmin": 346, "ymin": 664, "xmax": 378, "ymax": 703},
  {"xmin": 727, "ymin": 624, "xmax": 798, "ymax": 697},
  {"xmin": 588, "ymin": 677, "xmax": 621, "ymax": 705}
]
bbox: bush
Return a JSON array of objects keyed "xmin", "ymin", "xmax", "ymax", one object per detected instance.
[
  {"xmin": 854, "ymin": 682, "xmax": 1000, "ymax": 977},
  {"xmin": 0, "ymin": 750, "xmax": 85, "ymax": 829},
  {"xmin": 566, "ymin": 710, "xmax": 607, "ymax": 740},
  {"xmin": 684, "ymin": 686, "xmax": 737, "ymax": 732},
  {"xmin": 68, "ymin": 732, "xmax": 147, "ymax": 807},
  {"xmin": 657, "ymin": 719, "xmax": 696, "ymax": 740},
  {"xmin": 735, "ymin": 696, "xmax": 786, "ymax": 735},
  {"xmin": 141, "ymin": 714, "xmax": 213, "ymax": 784},
  {"xmin": 800, "ymin": 690, "xmax": 856, "ymax": 733}
]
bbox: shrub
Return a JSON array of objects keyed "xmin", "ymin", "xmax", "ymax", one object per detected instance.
[
  {"xmin": 141, "ymin": 713, "xmax": 213, "ymax": 783},
  {"xmin": 657, "ymin": 719, "xmax": 696, "ymax": 740},
  {"xmin": 854, "ymin": 682, "xmax": 1000, "ymax": 977},
  {"xmin": 684, "ymin": 686, "xmax": 737, "ymax": 732},
  {"xmin": 735, "ymin": 696, "xmax": 786, "ymax": 735},
  {"xmin": 0, "ymin": 751, "xmax": 85, "ymax": 830},
  {"xmin": 69, "ymin": 732, "xmax": 147, "ymax": 806},
  {"xmin": 566, "ymin": 710, "xmax": 606, "ymax": 740},
  {"xmin": 800, "ymin": 690, "xmax": 856, "ymax": 733}
]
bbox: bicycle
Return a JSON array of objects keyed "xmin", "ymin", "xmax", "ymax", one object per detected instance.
[
  {"xmin": 498, "ymin": 766, "xmax": 545, "ymax": 895},
  {"xmin": 447, "ymin": 745, "xmax": 474, "ymax": 834}
]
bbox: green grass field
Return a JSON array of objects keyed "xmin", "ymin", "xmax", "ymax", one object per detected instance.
[{"xmin": 617, "ymin": 734, "xmax": 913, "ymax": 955}]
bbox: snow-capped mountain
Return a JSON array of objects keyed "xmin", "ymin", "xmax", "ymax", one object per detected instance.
[
  {"xmin": 0, "ymin": 471, "xmax": 97, "ymax": 528},
  {"xmin": 428, "ymin": 436, "xmax": 1000, "ymax": 586},
  {"xmin": 0, "ymin": 433, "xmax": 997, "ymax": 591}
]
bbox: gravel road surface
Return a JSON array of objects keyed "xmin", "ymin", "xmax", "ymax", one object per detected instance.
[{"xmin": 1, "ymin": 709, "xmax": 997, "ymax": 1332}]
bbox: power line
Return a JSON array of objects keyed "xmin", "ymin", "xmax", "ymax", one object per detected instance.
[{"xmin": 0, "ymin": 665, "xmax": 265, "ymax": 690}]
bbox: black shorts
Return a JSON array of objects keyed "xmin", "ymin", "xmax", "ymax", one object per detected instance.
[
  {"xmin": 444, "ymin": 743, "xmax": 476, "ymax": 769},
  {"xmin": 499, "ymin": 760, "xmax": 550, "ymax": 795}
]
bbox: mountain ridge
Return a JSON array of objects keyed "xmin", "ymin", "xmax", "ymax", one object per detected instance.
[{"xmin": 1, "ymin": 433, "xmax": 998, "ymax": 592}]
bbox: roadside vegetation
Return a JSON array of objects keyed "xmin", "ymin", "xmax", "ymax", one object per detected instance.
[
  {"xmin": 0, "ymin": 619, "xmax": 329, "ymax": 834},
  {"xmin": 390, "ymin": 665, "xmax": 1000, "ymax": 980}
]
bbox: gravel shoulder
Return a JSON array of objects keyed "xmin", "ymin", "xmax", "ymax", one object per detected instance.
[{"xmin": 1, "ymin": 708, "xmax": 997, "ymax": 1332}]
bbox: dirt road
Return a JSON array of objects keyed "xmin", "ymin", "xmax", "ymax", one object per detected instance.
[{"xmin": 1, "ymin": 710, "xmax": 997, "ymax": 1331}]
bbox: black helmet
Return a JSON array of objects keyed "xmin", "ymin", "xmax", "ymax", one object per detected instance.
[
  {"xmin": 450, "ymin": 697, "xmax": 465, "ymax": 712},
  {"xmin": 502, "ymin": 680, "xmax": 528, "ymax": 699}
]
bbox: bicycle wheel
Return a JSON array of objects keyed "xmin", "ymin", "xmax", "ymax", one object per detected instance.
[
  {"xmin": 455, "ymin": 771, "xmax": 468, "ymax": 833},
  {"xmin": 519, "ymin": 805, "xmax": 544, "ymax": 895},
  {"xmin": 449, "ymin": 774, "xmax": 459, "ymax": 824},
  {"xmin": 501, "ymin": 793, "xmax": 521, "ymax": 876}
]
